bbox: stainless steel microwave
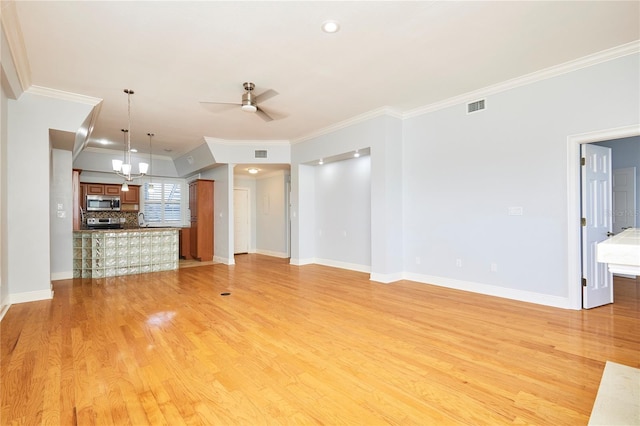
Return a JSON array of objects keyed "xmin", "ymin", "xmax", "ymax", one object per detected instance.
[{"xmin": 86, "ymin": 195, "xmax": 121, "ymax": 211}]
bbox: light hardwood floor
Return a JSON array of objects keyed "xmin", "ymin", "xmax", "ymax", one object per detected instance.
[{"xmin": 2, "ymin": 255, "xmax": 639, "ymax": 425}]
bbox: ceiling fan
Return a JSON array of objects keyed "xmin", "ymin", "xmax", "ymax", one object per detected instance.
[{"xmin": 200, "ymin": 82, "xmax": 279, "ymax": 122}]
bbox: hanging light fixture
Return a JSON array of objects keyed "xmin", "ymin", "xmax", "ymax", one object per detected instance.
[
  {"xmin": 112, "ymin": 89, "xmax": 148, "ymax": 185},
  {"xmin": 147, "ymin": 132, "xmax": 155, "ymax": 193}
]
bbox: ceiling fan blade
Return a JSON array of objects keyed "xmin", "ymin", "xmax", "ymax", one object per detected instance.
[
  {"xmin": 255, "ymin": 89, "xmax": 278, "ymax": 104},
  {"xmin": 255, "ymin": 106, "xmax": 274, "ymax": 122},
  {"xmin": 199, "ymin": 101, "xmax": 241, "ymax": 105}
]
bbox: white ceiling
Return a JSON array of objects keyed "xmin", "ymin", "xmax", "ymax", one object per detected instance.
[{"xmin": 9, "ymin": 1, "xmax": 640, "ymax": 159}]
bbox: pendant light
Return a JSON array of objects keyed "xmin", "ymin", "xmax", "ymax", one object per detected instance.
[{"xmin": 112, "ymin": 89, "xmax": 148, "ymax": 184}]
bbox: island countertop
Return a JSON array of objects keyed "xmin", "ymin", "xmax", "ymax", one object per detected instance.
[
  {"xmin": 76, "ymin": 227, "xmax": 184, "ymax": 233},
  {"xmin": 596, "ymin": 228, "xmax": 640, "ymax": 276}
]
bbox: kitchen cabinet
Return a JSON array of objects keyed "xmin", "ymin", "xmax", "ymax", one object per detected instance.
[
  {"xmin": 189, "ymin": 179, "xmax": 214, "ymax": 261},
  {"xmin": 121, "ymin": 185, "xmax": 140, "ymax": 211},
  {"xmin": 122, "ymin": 185, "xmax": 139, "ymax": 204},
  {"xmin": 104, "ymin": 184, "xmax": 121, "ymax": 195},
  {"xmin": 86, "ymin": 184, "xmax": 105, "ymax": 195},
  {"xmin": 180, "ymin": 228, "xmax": 192, "ymax": 259}
]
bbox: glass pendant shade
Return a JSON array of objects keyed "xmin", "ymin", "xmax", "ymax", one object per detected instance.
[
  {"xmin": 121, "ymin": 163, "xmax": 132, "ymax": 175},
  {"xmin": 121, "ymin": 182, "xmax": 129, "ymax": 192},
  {"xmin": 139, "ymin": 162, "xmax": 149, "ymax": 174},
  {"xmin": 112, "ymin": 159, "xmax": 123, "ymax": 172}
]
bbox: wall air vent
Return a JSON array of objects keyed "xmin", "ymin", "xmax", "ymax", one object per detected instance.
[
  {"xmin": 255, "ymin": 150, "xmax": 268, "ymax": 158},
  {"xmin": 467, "ymin": 99, "xmax": 486, "ymax": 114}
]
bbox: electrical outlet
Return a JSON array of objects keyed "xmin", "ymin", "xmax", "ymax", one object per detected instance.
[
  {"xmin": 456, "ymin": 259, "xmax": 462, "ymax": 267},
  {"xmin": 490, "ymin": 263, "xmax": 498, "ymax": 272}
]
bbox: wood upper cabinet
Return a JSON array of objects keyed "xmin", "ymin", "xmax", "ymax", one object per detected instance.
[
  {"xmin": 122, "ymin": 185, "xmax": 139, "ymax": 204},
  {"xmin": 79, "ymin": 183, "xmax": 88, "ymax": 210},
  {"xmin": 189, "ymin": 179, "xmax": 214, "ymax": 261},
  {"xmin": 79, "ymin": 183, "xmax": 140, "ymax": 211},
  {"xmin": 86, "ymin": 184, "xmax": 105, "ymax": 195},
  {"xmin": 104, "ymin": 184, "xmax": 121, "ymax": 195}
]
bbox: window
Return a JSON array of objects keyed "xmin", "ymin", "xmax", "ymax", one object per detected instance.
[{"xmin": 142, "ymin": 180, "xmax": 183, "ymax": 226}]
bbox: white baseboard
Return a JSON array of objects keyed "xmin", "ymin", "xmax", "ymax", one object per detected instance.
[
  {"xmin": 255, "ymin": 249, "xmax": 289, "ymax": 259},
  {"xmin": 0, "ymin": 302, "xmax": 10, "ymax": 322},
  {"xmin": 214, "ymin": 256, "xmax": 235, "ymax": 265},
  {"xmin": 403, "ymin": 272, "xmax": 571, "ymax": 309},
  {"xmin": 10, "ymin": 289, "xmax": 54, "ymax": 305},
  {"xmin": 290, "ymin": 257, "xmax": 315, "ymax": 266},
  {"xmin": 51, "ymin": 271, "xmax": 73, "ymax": 281},
  {"xmin": 313, "ymin": 258, "xmax": 370, "ymax": 274},
  {"xmin": 370, "ymin": 272, "xmax": 404, "ymax": 284}
]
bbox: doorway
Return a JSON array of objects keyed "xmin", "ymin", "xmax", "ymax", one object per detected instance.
[
  {"xmin": 567, "ymin": 125, "xmax": 640, "ymax": 310},
  {"xmin": 234, "ymin": 188, "xmax": 250, "ymax": 254}
]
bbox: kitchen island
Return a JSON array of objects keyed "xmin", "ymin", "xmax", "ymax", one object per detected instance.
[{"xmin": 73, "ymin": 228, "xmax": 179, "ymax": 278}]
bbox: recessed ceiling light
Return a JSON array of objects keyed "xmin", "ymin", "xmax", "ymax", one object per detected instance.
[
  {"xmin": 130, "ymin": 148, "xmax": 138, "ymax": 153},
  {"xmin": 321, "ymin": 20, "xmax": 340, "ymax": 33},
  {"xmin": 248, "ymin": 168, "xmax": 259, "ymax": 174},
  {"xmin": 318, "ymin": 159, "xmax": 324, "ymax": 165},
  {"xmin": 354, "ymin": 150, "xmax": 360, "ymax": 158},
  {"xmin": 98, "ymin": 139, "xmax": 109, "ymax": 145}
]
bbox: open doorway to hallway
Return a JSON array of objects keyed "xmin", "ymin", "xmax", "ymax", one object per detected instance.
[{"xmin": 582, "ymin": 136, "xmax": 639, "ymax": 307}]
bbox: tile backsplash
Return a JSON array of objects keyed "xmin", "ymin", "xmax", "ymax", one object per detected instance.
[{"xmin": 82, "ymin": 211, "xmax": 139, "ymax": 228}]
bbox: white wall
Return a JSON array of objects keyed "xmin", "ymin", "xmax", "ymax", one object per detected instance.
[
  {"xmin": 74, "ymin": 149, "xmax": 179, "ymax": 178},
  {"xmin": 315, "ymin": 155, "xmax": 371, "ymax": 271},
  {"xmin": 402, "ymin": 53, "xmax": 639, "ymax": 306},
  {"xmin": 50, "ymin": 149, "xmax": 73, "ymax": 279},
  {"xmin": 0, "ymin": 77, "xmax": 9, "ymax": 315},
  {"xmin": 291, "ymin": 115, "xmax": 403, "ymax": 280},
  {"xmin": 255, "ymin": 171, "xmax": 288, "ymax": 257},
  {"xmin": 7, "ymin": 92, "xmax": 94, "ymax": 303}
]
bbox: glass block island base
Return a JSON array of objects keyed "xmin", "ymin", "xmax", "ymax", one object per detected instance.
[{"xmin": 73, "ymin": 228, "xmax": 179, "ymax": 278}]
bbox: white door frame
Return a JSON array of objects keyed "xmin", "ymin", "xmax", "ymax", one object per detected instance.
[{"xmin": 566, "ymin": 124, "xmax": 640, "ymax": 310}]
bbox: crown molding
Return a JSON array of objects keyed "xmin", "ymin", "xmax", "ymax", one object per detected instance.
[
  {"xmin": 205, "ymin": 137, "xmax": 291, "ymax": 146},
  {"xmin": 291, "ymin": 106, "xmax": 403, "ymax": 145},
  {"xmin": 26, "ymin": 85, "xmax": 102, "ymax": 106},
  {"xmin": 0, "ymin": 0, "xmax": 31, "ymax": 92},
  {"xmin": 404, "ymin": 40, "xmax": 640, "ymax": 119}
]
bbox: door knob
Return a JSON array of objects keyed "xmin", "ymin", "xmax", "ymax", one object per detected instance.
[{"xmin": 606, "ymin": 232, "xmax": 615, "ymax": 237}]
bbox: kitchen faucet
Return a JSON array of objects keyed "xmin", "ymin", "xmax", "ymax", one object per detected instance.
[{"xmin": 138, "ymin": 212, "xmax": 146, "ymax": 227}]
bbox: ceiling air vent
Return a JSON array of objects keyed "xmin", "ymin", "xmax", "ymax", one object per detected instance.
[
  {"xmin": 255, "ymin": 150, "xmax": 268, "ymax": 158},
  {"xmin": 467, "ymin": 99, "xmax": 486, "ymax": 114}
]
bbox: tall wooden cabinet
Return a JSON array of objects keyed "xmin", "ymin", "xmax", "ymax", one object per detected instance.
[{"xmin": 189, "ymin": 179, "xmax": 214, "ymax": 261}]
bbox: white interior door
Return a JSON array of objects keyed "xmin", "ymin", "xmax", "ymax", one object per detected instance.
[
  {"xmin": 234, "ymin": 188, "xmax": 249, "ymax": 254},
  {"xmin": 612, "ymin": 167, "xmax": 637, "ymax": 233},
  {"xmin": 581, "ymin": 144, "xmax": 613, "ymax": 309}
]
